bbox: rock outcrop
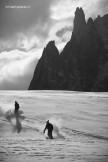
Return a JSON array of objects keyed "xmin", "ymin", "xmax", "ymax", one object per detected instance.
[
  {"xmin": 29, "ymin": 7, "xmax": 108, "ymax": 91},
  {"xmin": 29, "ymin": 41, "xmax": 61, "ymax": 90},
  {"xmin": 95, "ymin": 14, "xmax": 108, "ymax": 50}
]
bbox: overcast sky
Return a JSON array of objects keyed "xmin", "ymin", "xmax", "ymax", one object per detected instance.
[{"xmin": 0, "ymin": 0, "xmax": 108, "ymax": 90}]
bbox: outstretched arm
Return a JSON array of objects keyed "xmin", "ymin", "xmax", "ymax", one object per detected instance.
[{"xmin": 43, "ymin": 125, "xmax": 47, "ymax": 133}]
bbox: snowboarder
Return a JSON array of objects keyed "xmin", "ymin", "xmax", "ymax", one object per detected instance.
[
  {"xmin": 14, "ymin": 101, "xmax": 20, "ymax": 116},
  {"xmin": 43, "ymin": 120, "xmax": 53, "ymax": 139}
]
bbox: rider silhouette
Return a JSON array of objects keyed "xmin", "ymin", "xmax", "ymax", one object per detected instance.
[
  {"xmin": 43, "ymin": 120, "xmax": 53, "ymax": 139},
  {"xmin": 14, "ymin": 101, "xmax": 22, "ymax": 133},
  {"xmin": 14, "ymin": 101, "xmax": 20, "ymax": 115}
]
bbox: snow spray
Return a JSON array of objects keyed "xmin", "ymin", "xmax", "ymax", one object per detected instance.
[
  {"xmin": 0, "ymin": 103, "xmax": 23, "ymax": 133},
  {"xmin": 48, "ymin": 117, "xmax": 65, "ymax": 139}
]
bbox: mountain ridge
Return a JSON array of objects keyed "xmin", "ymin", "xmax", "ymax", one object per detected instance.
[{"xmin": 29, "ymin": 7, "xmax": 108, "ymax": 91}]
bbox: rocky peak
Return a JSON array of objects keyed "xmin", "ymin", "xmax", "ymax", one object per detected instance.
[
  {"xmin": 46, "ymin": 40, "xmax": 55, "ymax": 49},
  {"xmin": 28, "ymin": 40, "xmax": 61, "ymax": 90},
  {"xmin": 72, "ymin": 7, "xmax": 86, "ymax": 41},
  {"xmin": 86, "ymin": 17, "xmax": 96, "ymax": 40},
  {"xmin": 42, "ymin": 40, "xmax": 59, "ymax": 59},
  {"xmin": 74, "ymin": 7, "xmax": 85, "ymax": 22},
  {"xmin": 87, "ymin": 17, "xmax": 94, "ymax": 26}
]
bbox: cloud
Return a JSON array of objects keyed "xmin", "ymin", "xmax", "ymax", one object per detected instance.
[
  {"xmin": 97, "ymin": 0, "xmax": 108, "ymax": 10},
  {"xmin": 50, "ymin": 0, "xmax": 79, "ymax": 20},
  {"xmin": 0, "ymin": 49, "xmax": 42, "ymax": 90},
  {"xmin": 0, "ymin": 0, "xmax": 51, "ymax": 38},
  {"xmin": 45, "ymin": 20, "xmax": 72, "ymax": 45},
  {"xmin": 0, "ymin": 0, "xmax": 52, "ymax": 89},
  {"xmin": 0, "ymin": 23, "xmax": 49, "ymax": 52},
  {"xmin": 50, "ymin": 0, "xmax": 108, "ymax": 21},
  {"xmin": 0, "ymin": 0, "xmax": 51, "ymax": 53}
]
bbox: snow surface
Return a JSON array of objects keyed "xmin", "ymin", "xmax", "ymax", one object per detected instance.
[{"xmin": 0, "ymin": 91, "xmax": 108, "ymax": 162}]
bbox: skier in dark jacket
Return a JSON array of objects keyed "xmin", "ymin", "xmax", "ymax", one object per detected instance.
[
  {"xmin": 14, "ymin": 101, "xmax": 20, "ymax": 116},
  {"xmin": 14, "ymin": 101, "xmax": 22, "ymax": 133},
  {"xmin": 43, "ymin": 120, "xmax": 53, "ymax": 139}
]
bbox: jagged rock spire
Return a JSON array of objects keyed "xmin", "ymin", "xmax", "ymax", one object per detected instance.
[
  {"xmin": 42, "ymin": 40, "xmax": 59, "ymax": 58},
  {"xmin": 71, "ymin": 7, "xmax": 86, "ymax": 41},
  {"xmin": 29, "ymin": 41, "xmax": 60, "ymax": 90}
]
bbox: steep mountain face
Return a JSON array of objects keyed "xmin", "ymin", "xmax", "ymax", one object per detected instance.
[
  {"xmin": 29, "ymin": 7, "xmax": 108, "ymax": 91},
  {"xmin": 29, "ymin": 41, "xmax": 61, "ymax": 90},
  {"xmin": 60, "ymin": 7, "xmax": 108, "ymax": 91},
  {"xmin": 95, "ymin": 14, "xmax": 108, "ymax": 50}
]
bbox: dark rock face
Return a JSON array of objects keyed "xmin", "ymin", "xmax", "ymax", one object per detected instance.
[
  {"xmin": 29, "ymin": 41, "xmax": 61, "ymax": 90},
  {"xmin": 95, "ymin": 14, "xmax": 108, "ymax": 50},
  {"xmin": 29, "ymin": 7, "xmax": 108, "ymax": 91}
]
